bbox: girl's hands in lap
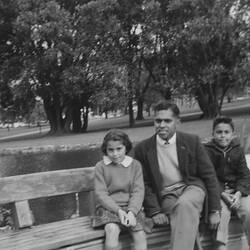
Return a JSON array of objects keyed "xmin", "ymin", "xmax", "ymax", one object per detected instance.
[
  {"xmin": 118, "ymin": 209, "xmax": 137, "ymax": 227},
  {"xmin": 118, "ymin": 209, "xmax": 128, "ymax": 226},
  {"xmin": 126, "ymin": 211, "xmax": 137, "ymax": 227}
]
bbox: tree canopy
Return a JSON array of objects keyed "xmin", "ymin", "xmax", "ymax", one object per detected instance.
[{"xmin": 0, "ymin": 0, "xmax": 250, "ymax": 133}]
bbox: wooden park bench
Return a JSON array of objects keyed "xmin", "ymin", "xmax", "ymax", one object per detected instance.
[{"xmin": 0, "ymin": 154, "xmax": 250, "ymax": 250}]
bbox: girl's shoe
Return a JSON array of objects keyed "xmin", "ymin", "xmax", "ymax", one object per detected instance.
[{"xmin": 214, "ymin": 242, "xmax": 226, "ymax": 250}]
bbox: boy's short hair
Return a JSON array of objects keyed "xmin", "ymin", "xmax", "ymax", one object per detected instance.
[
  {"xmin": 153, "ymin": 100, "xmax": 180, "ymax": 118},
  {"xmin": 101, "ymin": 129, "xmax": 132, "ymax": 155},
  {"xmin": 212, "ymin": 116, "xmax": 235, "ymax": 131}
]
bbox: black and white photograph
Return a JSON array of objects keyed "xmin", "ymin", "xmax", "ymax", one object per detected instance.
[{"xmin": 0, "ymin": 0, "xmax": 250, "ymax": 249}]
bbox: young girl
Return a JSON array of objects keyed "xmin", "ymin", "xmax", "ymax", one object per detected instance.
[{"xmin": 92, "ymin": 129, "xmax": 147, "ymax": 250}]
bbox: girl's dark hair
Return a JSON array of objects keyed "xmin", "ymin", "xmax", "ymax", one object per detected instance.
[
  {"xmin": 101, "ymin": 129, "xmax": 132, "ymax": 155},
  {"xmin": 213, "ymin": 116, "xmax": 234, "ymax": 131},
  {"xmin": 153, "ymin": 100, "xmax": 180, "ymax": 118}
]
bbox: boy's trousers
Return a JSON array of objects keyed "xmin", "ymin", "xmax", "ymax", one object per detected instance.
[{"xmin": 216, "ymin": 196, "xmax": 250, "ymax": 246}]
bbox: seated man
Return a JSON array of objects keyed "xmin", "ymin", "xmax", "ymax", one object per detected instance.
[
  {"xmin": 205, "ymin": 116, "xmax": 250, "ymax": 250},
  {"xmin": 134, "ymin": 100, "xmax": 221, "ymax": 250}
]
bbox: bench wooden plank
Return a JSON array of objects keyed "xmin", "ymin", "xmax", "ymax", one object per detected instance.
[
  {"xmin": 14, "ymin": 201, "xmax": 34, "ymax": 228},
  {"xmin": 0, "ymin": 217, "xmax": 104, "ymax": 250},
  {"xmin": 2, "ymin": 154, "xmax": 249, "ymax": 205},
  {"xmin": 0, "ymin": 167, "xmax": 94, "ymax": 204},
  {"xmin": 0, "ymin": 216, "xmax": 244, "ymax": 250},
  {"xmin": 0, "ymin": 217, "xmax": 91, "ymax": 240},
  {"xmin": 4, "ymin": 229, "xmax": 103, "ymax": 250}
]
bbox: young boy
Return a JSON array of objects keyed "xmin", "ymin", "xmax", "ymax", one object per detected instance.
[{"xmin": 205, "ymin": 116, "xmax": 250, "ymax": 250}]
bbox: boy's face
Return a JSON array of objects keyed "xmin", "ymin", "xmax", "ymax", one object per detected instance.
[{"xmin": 213, "ymin": 123, "xmax": 234, "ymax": 148}]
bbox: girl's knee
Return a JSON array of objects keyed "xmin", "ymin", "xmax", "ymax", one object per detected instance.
[
  {"xmin": 104, "ymin": 224, "xmax": 121, "ymax": 249},
  {"xmin": 132, "ymin": 230, "xmax": 147, "ymax": 243},
  {"xmin": 105, "ymin": 223, "xmax": 121, "ymax": 236},
  {"xmin": 132, "ymin": 230, "xmax": 147, "ymax": 250}
]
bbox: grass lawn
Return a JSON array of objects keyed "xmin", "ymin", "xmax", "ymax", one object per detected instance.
[{"xmin": 0, "ymin": 112, "xmax": 249, "ymax": 152}]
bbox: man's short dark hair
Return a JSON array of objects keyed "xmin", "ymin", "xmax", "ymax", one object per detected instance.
[
  {"xmin": 212, "ymin": 116, "xmax": 234, "ymax": 131},
  {"xmin": 153, "ymin": 100, "xmax": 180, "ymax": 118}
]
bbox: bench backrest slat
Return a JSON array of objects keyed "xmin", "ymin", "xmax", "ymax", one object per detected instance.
[
  {"xmin": 1, "ymin": 153, "xmax": 249, "ymax": 205},
  {"xmin": 0, "ymin": 167, "xmax": 95, "ymax": 204}
]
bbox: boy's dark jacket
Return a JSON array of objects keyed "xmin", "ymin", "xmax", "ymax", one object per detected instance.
[{"xmin": 205, "ymin": 138, "xmax": 250, "ymax": 196}]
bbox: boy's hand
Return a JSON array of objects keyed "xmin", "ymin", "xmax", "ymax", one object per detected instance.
[
  {"xmin": 208, "ymin": 211, "xmax": 220, "ymax": 230},
  {"xmin": 126, "ymin": 211, "xmax": 137, "ymax": 227},
  {"xmin": 230, "ymin": 191, "xmax": 241, "ymax": 210},
  {"xmin": 221, "ymin": 191, "xmax": 234, "ymax": 207},
  {"xmin": 118, "ymin": 209, "xmax": 128, "ymax": 226}
]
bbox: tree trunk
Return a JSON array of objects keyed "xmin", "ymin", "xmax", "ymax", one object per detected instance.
[
  {"xmin": 164, "ymin": 87, "xmax": 172, "ymax": 101},
  {"xmin": 54, "ymin": 95, "xmax": 64, "ymax": 134},
  {"xmin": 136, "ymin": 96, "xmax": 144, "ymax": 120},
  {"xmin": 196, "ymin": 86, "xmax": 220, "ymax": 118},
  {"xmin": 124, "ymin": 105, "xmax": 128, "ymax": 115},
  {"xmin": 43, "ymin": 98, "xmax": 58, "ymax": 134},
  {"xmin": 127, "ymin": 68, "xmax": 134, "ymax": 127},
  {"xmin": 146, "ymin": 104, "xmax": 151, "ymax": 117},
  {"xmin": 196, "ymin": 91, "xmax": 211, "ymax": 118},
  {"xmin": 128, "ymin": 98, "xmax": 134, "ymax": 127},
  {"xmin": 63, "ymin": 105, "xmax": 73, "ymax": 133},
  {"xmin": 81, "ymin": 105, "xmax": 89, "ymax": 132},
  {"xmin": 72, "ymin": 107, "xmax": 81, "ymax": 133},
  {"xmin": 43, "ymin": 95, "xmax": 64, "ymax": 134}
]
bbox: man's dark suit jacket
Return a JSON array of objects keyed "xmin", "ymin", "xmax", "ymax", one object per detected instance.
[{"xmin": 134, "ymin": 131, "xmax": 221, "ymax": 218}]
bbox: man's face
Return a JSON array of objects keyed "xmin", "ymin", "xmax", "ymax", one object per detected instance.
[
  {"xmin": 154, "ymin": 109, "xmax": 179, "ymax": 140},
  {"xmin": 213, "ymin": 123, "xmax": 234, "ymax": 148}
]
